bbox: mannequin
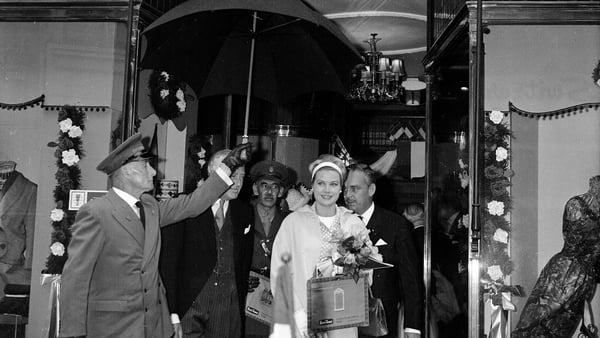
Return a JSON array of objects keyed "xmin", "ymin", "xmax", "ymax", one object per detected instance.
[
  {"xmin": 512, "ymin": 175, "xmax": 600, "ymax": 337},
  {"xmin": 0, "ymin": 161, "xmax": 16, "ymax": 192},
  {"xmin": 0, "ymin": 160, "xmax": 37, "ymax": 304}
]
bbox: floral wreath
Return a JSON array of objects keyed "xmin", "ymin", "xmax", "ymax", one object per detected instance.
[
  {"xmin": 593, "ymin": 60, "xmax": 600, "ymax": 88},
  {"xmin": 481, "ymin": 110, "xmax": 514, "ymax": 283},
  {"xmin": 148, "ymin": 70, "xmax": 187, "ymax": 120},
  {"xmin": 480, "ymin": 110, "xmax": 525, "ymax": 317},
  {"xmin": 43, "ymin": 106, "xmax": 86, "ymax": 274}
]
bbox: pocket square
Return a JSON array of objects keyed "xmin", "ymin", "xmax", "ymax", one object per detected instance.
[
  {"xmin": 375, "ymin": 238, "xmax": 388, "ymax": 246},
  {"xmin": 244, "ymin": 224, "xmax": 252, "ymax": 235}
]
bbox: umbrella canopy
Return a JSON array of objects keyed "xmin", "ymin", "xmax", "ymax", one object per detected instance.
[{"xmin": 140, "ymin": 0, "xmax": 363, "ymax": 106}]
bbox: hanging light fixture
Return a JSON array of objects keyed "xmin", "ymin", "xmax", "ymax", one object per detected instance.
[{"xmin": 347, "ymin": 33, "xmax": 407, "ymax": 103}]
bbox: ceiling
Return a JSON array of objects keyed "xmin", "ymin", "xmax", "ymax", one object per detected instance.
[{"xmin": 305, "ymin": 0, "xmax": 427, "ymax": 55}]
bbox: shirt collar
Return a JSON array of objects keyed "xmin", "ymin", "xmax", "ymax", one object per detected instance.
[
  {"xmin": 359, "ymin": 202, "xmax": 375, "ymax": 225},
  {"xmin": 211, "ymin": 198, "xmax": 229, "ymax": 215},
  {"xmin": 112, "ymin": 187, "xmax": 140, "ymax": 214}
]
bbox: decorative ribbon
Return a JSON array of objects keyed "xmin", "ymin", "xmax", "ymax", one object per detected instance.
[
  {"xmin": 489, "ymin": 302, "xmax": 508, "ymax": 338},
  {"xmin": 0, "ymin": 94, "xmax": 45, "ymax": 110},
  {"xmin": 509, "ymin": 101, "xmax": 600, "ymax": 119},
  {"xmin": 41, "ymin": 274, "xmax": 61, "ymax": 338},
  {"xmin": 483, "ymin": 279, "xmax": 525, "ymax": 338}
]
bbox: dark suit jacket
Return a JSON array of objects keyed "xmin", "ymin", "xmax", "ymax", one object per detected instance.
[
  {"xmin": 367, "ymin": 205, "xmax": 424, "ymax": 333},
  {"xmin": 159, "ymin": 199, "xmax": 254, "ymax": 321}
]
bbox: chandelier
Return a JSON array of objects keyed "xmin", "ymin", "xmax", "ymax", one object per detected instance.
[{"xmin": 347, "ymin": 34, "xmax": 407, "ymax": 103}]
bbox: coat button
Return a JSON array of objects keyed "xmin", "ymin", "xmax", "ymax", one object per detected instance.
[
  {"xmin": 144, "ymin": 288, "xmax": 148, "ymax": 293},
  {"xmin": 145, "ymin": 308, "xmax": 148, "ymax": 312}
]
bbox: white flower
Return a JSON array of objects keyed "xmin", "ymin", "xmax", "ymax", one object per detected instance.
[
  {"xmin": 344, "ymin": 254, "xmax": 357, "ymax": 265},
  {"xmin": 489, "ymin": 110, "xmax": 504, "ymax": 124},
  {"xmin": 596, "ymin": 78, "xmax": 600, "ymax": 87},
  {"xmin": 59, "ymin": 118, "xmax": 73, "ymax": 133},
  {"xmin": 160, "ymin": 89, "xmax": 169, "ymax": 99},
  {"xmin": 175, "ymin": 89, "xmax": 184, "ymax": 101},
  {"xmin": 50, "ymin": 208, "xmax": 64, "ymax": 222},
  {"xmin": 493, "ymin": 228, "xmax": 509, "ymax": 244},
  {"xmin": 487, "ymin": 200, "xmax": 505, "ymax": 216},
  {"xmin": 50, "ymin": 242, "xmax": 65, "ymax": 257},
  {"xmin": 61, "ymin": 149, "xmax": 80, "ymax": 166},
  {"xmin": 460, "ymin": 214, "xmax": 470, "ymax": 228},
  {"xmin": 176, "ymin": 100, "xmax": 186, "ymax": 112},
  {"xmin": 160, "ymin": 71, "xmax": 169, "ymax": 81},
  {"xmin": 487, "ymin": 265, "xmax": 503, "ymax": 281},
  {"xmin": 495, "ymin": 147, "xmax": 508, "ymax": 162},
  {"xmin": 458, "ymin": 158, "xmax": 468, "ymax": 170},
  {"xmin": 68, "ymin": 126, "xmax": 83, "ymax": 138}
]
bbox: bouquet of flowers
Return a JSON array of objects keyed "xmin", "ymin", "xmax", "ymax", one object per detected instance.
[{"xmin": 330, "ymin": 227, "xmax": 387, "ymax": 282}]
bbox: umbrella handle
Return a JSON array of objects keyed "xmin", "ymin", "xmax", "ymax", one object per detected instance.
[
  {"xmin": 241, "ymin": 135, "xmax": 249, "ymax": 160},
  {"xmin": 243, "ymin": 11, "xmax": 258, "ymax": 140}
]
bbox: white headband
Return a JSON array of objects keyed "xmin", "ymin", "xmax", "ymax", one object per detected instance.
[{"xmin": 311, "ymin": 161, "xmax": 343, "ymax": 180}]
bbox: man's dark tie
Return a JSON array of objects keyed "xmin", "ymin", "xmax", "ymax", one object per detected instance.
[{"xmin": 135, "ymin": 201, "xmax": 145, "ymax": 229}]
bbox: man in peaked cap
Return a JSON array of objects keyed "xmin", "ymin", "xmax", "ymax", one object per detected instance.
[
  {"xmin": 245, "ymin": 160, "xmax": 290, "ymax": 338},
  {"xmin": 58, "ymin": 133, "xmax": 251, "ymax": 338}
]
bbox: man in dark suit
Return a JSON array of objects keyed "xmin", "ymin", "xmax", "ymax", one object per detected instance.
[
  {"xmin": 245, "ymin": 160, "xmax": 290, "ymax": 337},
  {"xmin": 59, "ymin": 133, "xmax": 250, "ymax": 338},
  {"xmin": 432, "ymin": 196, "xmax": 468, "ymax": 337},
  {"xmin": 160, "ymin": 149, "xmax": 254, "ymax": 338},
  {"xmin": 344, "ymin": 163, "xmax": 423, "ymax": 338}
]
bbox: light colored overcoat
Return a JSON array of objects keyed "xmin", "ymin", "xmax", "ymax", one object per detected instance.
[{"xmin": 59, "ymin": 174, "xmax": 228, "ymax": 338}]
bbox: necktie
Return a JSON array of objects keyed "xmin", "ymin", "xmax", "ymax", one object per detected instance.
[
  {"xmin": 215, "ymin": 201, "xmax": 225, "ymax": 230},
  {"xmin": 135, "ymin": 201, "xmax": 145, "ymax": 229}
]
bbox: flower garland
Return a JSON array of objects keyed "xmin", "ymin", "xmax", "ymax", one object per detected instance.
[
  {"xmin": 43, "ymin": 106, "xmax": 86, "ymax": 274},
  {"xmin": 481, "ymin": 110, "xmax": 514, "ymax": 283},
  {"xmin": 148, "ymin": 70, "xmax": 187, "ymax": 121},
  {"xmin": 593, "ymin": 59, "xmax": 600, "ymax": 88}
]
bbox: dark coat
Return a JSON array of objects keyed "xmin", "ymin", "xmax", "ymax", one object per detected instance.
[
  {"xmin": 159, "ymin": 199, "xmax": 254, "ymax": 320},
  {"xmin": 366, "ymin": 205, "xmax": 424, "ymax": 333}
]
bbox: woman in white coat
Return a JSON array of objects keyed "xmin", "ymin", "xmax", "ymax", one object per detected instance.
[{"xmin": 271, "ymin": 154, "xmax": 366, "ymax": 338}]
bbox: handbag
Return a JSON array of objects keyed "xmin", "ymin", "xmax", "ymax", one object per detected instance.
[{"xmin": 358, "ymin": 287, "xmax": 389, "ymax": 337}]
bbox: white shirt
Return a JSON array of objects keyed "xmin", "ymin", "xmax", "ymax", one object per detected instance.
[
  {"xmin": 211, "ymin": 198, "xmax": 229, "ymax": 216},
  {"xmin": 358, "ymin": 202, "xmax": 376, "ymax": 226},
  {"xmin": 113, "ymin": 187, "xmax": 142, "ymax": 218}
]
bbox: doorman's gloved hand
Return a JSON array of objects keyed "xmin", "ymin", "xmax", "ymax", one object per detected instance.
[{"xmin": 222, "ymin": 143, "xmax": 252, "ymax": 172}]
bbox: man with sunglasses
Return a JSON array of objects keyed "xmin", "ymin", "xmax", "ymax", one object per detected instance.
[{"xmin": 58, "ymin": 133, "xmax": 250, "ymax": 338}]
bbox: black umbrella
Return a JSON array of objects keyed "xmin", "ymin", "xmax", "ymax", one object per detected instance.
[{"xmin": 140, "ymin": 0, "xmax": 362, "ymax": 137}]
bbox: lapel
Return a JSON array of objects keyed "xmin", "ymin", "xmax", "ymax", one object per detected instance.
[
  {"xmin": 366, "ymin": 206, "xmax": 384, "ymax": 243},
  {"xmin": 228, "ymin": 201, "xmax": 243, "ymax": 252},
  {"xmin": 140, "ymin": 195, "xmax": 159, "ymax": 268},
  {"xmin": 0, "ymin": 172, "xmax": 23, "ymax": 213},
  {"xmin": 107, "ymin": 190, "xmax": 144, "ymax": 247}
]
